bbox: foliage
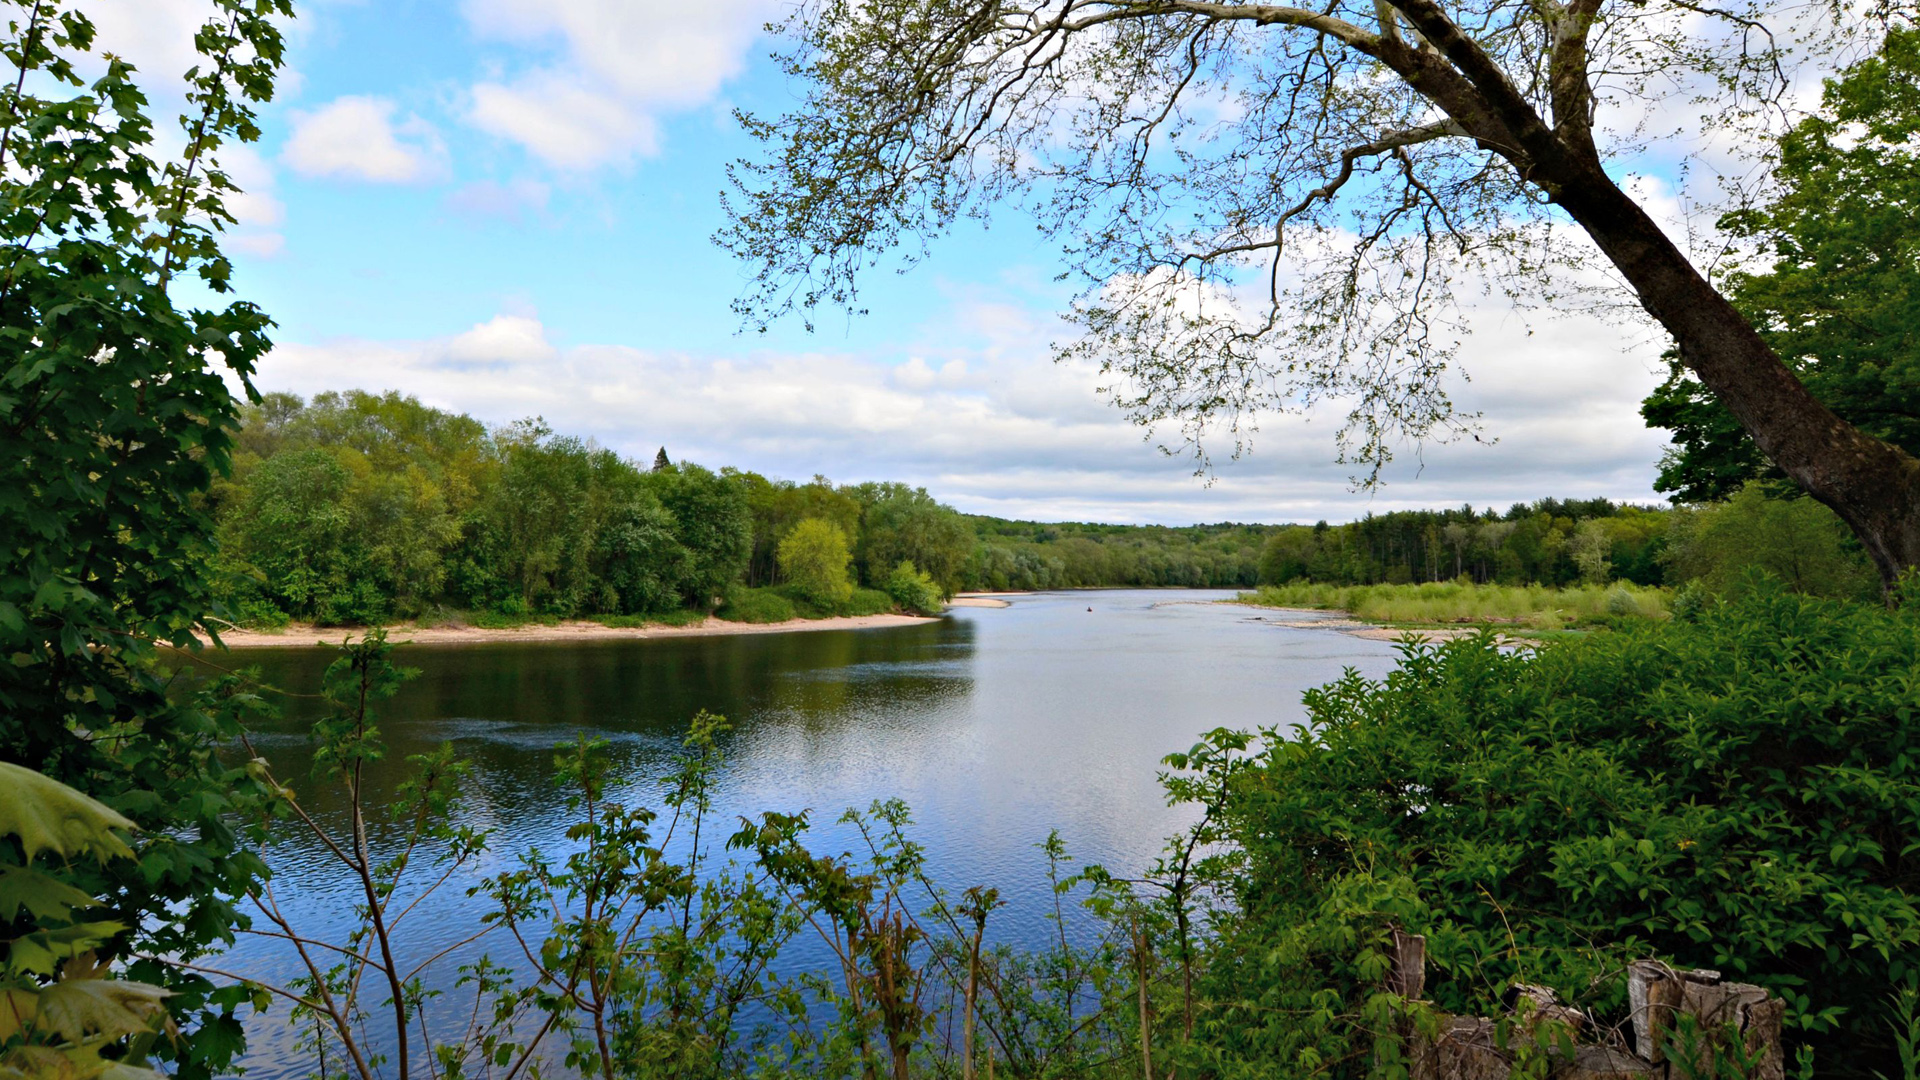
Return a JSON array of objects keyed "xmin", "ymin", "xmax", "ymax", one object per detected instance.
[
  {"xmin": 0, "ymin": 765, "xmax": 182, "ymax": 1080},
  {"xmin": 1185, "ymin": 583, "xmax": 1920, "ymax": 1078},
  {"xmin": 1643, "ymin": 29, "xmax": 1920, "ymax": 503},
  {"xmin": 653, "ymin": 463, "xmax": 754, "ymax": 609},
  {"xmin": 716, "ymin": 587, "xmax": 798, "ymax": 624},
  {"xmin": 968, "ymin": 518, "xmax": 1272, "ymax": 591},
  {"xmin": 1239, "ymin": 579, "xmax": 1670, "ymax": 629},
  {"xmin": 1662, "ymin": 484, "xmax": 1880, "ymax": 601},
  {"xmin": 850, "ymin": 484, "xmax": 972, "ymax": 597},
  {"xmin": 885, "ymin": 561, "xmax": 945, "ymax": 617},
  {"xmin": 0, "ymin": 2, "xmax": 289, "ymax": 1075},
  {"xmin": 844, "ymin": 587, "xmax": 896, "ymax": 617},
  {"xmin": 1257, "ymin": 499, "xmax": 1670, "ymax": 589},
  {"xmin": 777, "ymin": 518, "xmax": 856, "ymax": 607}
]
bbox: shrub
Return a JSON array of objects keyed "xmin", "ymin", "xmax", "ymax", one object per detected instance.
[
  {"xmin": 1190, "ymin": 581, "xmax": 1919, "ymax": 1078},
  {"xmin": 777, "ymin": 517, "xmax": 856, "ymax": 606},
  {"xmin": 716, "ymin": 587, "xmax": 797, "ymax": 624},
  {"xmin": 1603, "ymin": 583, "xmax": 1640, "ymax": 617},
  {"xmin": 885, "ymin": 560, "xmax": 946, "ymax": 615},
  {"xmin": 1663, "ymin": 483, "xmax": 1879, "ymax": 601},
  {"xmin": 844, "ymin": 587, "xmax": 895, "ymax": 617}
]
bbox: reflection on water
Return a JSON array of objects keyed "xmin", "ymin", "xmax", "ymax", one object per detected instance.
[{"xmin": 186, "ymin": 590, "xmax": 1402, "ymax": 1075}]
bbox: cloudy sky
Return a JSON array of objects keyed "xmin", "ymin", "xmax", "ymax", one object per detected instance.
[{"xmin": 96, "ymin": 0, "xmax": 1702, "ymax": 524}]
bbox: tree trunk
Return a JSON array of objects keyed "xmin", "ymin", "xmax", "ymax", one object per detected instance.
[{"xmin": 1547, "ymin": 154, "xmax": 1920, "ymax": 587}]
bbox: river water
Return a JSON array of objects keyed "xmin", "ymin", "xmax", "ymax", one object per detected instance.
[{"xmin": 203, "ymin": 589, "xmax": 1403, "ymax": 1074}]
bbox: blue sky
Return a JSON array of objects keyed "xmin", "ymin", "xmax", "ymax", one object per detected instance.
[{"xmin": 99, "ymin": 0, "xmax": 1687, "ymax": 524}]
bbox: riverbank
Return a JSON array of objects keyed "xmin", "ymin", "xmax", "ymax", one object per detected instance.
[
  {"xmin": 1231, "ymin": 606, "xmax": 1526, "ymax": 645},
  {"xmin": 949, "ymin": 592, "xmax": 1018, "ymax": 608},
  {"xmin": 198, "ymin": 612, "xmax": 939, "ymax": 649},
  {"xmin": 1231, "ymin": 581, "xmax": 1668, "ymax": 638}
]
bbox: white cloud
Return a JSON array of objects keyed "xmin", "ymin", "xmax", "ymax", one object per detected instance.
[
  {"xmin": 445, "ymin": 314, "xmax": 560, "ymax": 366},
  {"xmin": 469, "ymin": 76, "xmax": 658, "ymax": 171},
  {"xmin": 283, "ymin": 96, "xmax": 445, "ymax": 183},
  {"xmin": 459, "ymin": 0, "xmax": 774, "ymax": 170},
  {"xmin": 251, "ymin": 293, "xmax": 1672, "ymax": 524}
]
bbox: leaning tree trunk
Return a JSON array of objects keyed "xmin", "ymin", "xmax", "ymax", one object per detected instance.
[{"xmin": 1546, "ymin": 153, "xmax": 1920, "ymax": 588}]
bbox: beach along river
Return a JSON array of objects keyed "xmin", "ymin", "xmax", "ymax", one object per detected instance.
[{"xmin": 192, "ymin": 589, "xmax": 1403, "ymax": 1074}]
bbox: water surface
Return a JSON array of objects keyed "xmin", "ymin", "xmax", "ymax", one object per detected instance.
[{"xmin": 204, "ymin": 589, "xmax": 1402, "ymax": 1071}]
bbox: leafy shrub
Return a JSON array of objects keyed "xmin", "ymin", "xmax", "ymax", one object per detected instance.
[
  {"xmin": 843, "ymin": 587, "xmax": 894, "ymax": 617},
  {"xmin": 592, "ymin": 608, "xmax": 709, "ymax": 629},
  {"xmin": 1604, "ymin": 584, "xmax": 1640, "ymax": 617},
  {"xmin": 885, "ymin": 560, "xmax": 946, "ymax": 615},
  {"xmin": 227, "ymin": 599, "xmax": 291, "ymax": 630},
  {"xmin": 1191, "ymin": 581, "xmax": 1919, "ymax": 1078},
  {"xmin": 0, "ymin": 764, "xmax": 180, "ymax": 1080},
  {"xmin": 1663, "ymin": 483, "xmax": 1879, "ymax": 601},
  {"xmin": 716, "ymin": 587, "xmax": 797, "ymax": 624},
  {"xmin": 1670, "ymin": 581, "xmax": 1709, "ymax": 622},
  {"xmin": 777, "ymin": 517, "xmax": 856, "ymax": 606}
]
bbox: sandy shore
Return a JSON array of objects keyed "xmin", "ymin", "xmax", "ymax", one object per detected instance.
[
  {"xmin": 198, "ymin": 613, "xmax": 938, "ymax": 650},
  {"xmin": 949, "ymin": 592, "xmax": 1015, "ymax": 608}
]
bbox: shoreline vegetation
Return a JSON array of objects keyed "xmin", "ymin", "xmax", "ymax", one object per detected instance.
[
  {"xmin": 1230, "ymin": 579, "xmax": 1675, "ymax": 639},
  {"xmin": 193, "ymin": 592, "xmax": 1024, "ymax": 649},
  {"xmin": 194, "ymin": 611, "xmax": 939, "ymax": 649}
]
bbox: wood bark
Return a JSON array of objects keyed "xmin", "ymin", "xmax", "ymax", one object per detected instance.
[
  {"xmin": 1546, "ymin": 155, "xmax": 1920, "ymax": 586},
  {"xmin": 1371, "ymin": 0, "xmax": 1920, "ymax": 586}
]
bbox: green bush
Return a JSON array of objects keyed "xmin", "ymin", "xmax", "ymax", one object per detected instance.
[
  {"xmin": 843, "ymin": 587, "xmax": 894, "ymax": 617},
  {"xmin": 1663, "ymin": 483, "xmax": 1879, "ymax": 601},
  {"xmin": 716, "ymin": 587, "xmax": 797, "ymax": 624},
  {"xmin": 885, "ymin": 560, "xmax": 946, "ymax": 615},
  {"xmin": 1191, "ymin": 580, "xmax": 1919, "ymax": 1078},
  {"xmin": 777, "ymin": 517, "xmax": 856, "ymax": 607}
]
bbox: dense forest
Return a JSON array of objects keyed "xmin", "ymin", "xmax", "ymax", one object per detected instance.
[{"xmin": 208, "ymin": 389, "xmax": 1880, "ymax": 628}]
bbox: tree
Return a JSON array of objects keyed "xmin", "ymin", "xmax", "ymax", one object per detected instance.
[
  {"xmin": 851, "ymin": 483, "xmax": 973, "ymax": 596},
  {"xmin": 649, "ymin": 463, "xmax": 753, "ymax": 608},
  {"xmin": 777, "ymin": 517, "xmax": 857, "ymax": 606},
  {"xmin": 0, "ymin": 1, "xmax": 290, "ymax": 1074},
  {"xmin": 724, "ymin": 1, "xmax": 1920, "ymax": 585},
  {"xmin": 598, "ymin": 499, "xmax": 694, "ymax": 614},
  {"xmin": 220, "ymin": 448, "xmax": 372, "ymax": 623},
  {"xmin": 1663, "ymin": 483, "xmax": 1879, "ymax": 601},
  {"xmin": 654, "ymin": 446, "xmax": 672, "ymax": 472},
  {"xmin": 1642, "ymin": 28, "xmax": 1920, "ymax": 506}
]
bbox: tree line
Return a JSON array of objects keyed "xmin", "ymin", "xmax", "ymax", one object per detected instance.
[
  {"xmin": 212, "ymin": 390, "xmax": 1881, "ymax": 627},
  {"xmin": 208, "ymin": 391, "xmax": 989, "ymax": 625}
]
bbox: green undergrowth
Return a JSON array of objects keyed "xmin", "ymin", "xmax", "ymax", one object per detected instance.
[
  {"xmin": 716, "ymin": 584, "xmax": 904, "ymax": 623},
  {"xmin": 1237, "ymin": 579, "xmax": 1670, "ymax": 629}
]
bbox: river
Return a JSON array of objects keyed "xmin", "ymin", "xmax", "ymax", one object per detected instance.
[{"xmin": 200, "ymin": 589, "xmax": 1404, "ymax": 1074}]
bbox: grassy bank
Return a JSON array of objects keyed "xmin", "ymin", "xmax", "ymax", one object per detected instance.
[{"xmin": 1235, "ymin": 580, "xmax": 1670, "ymax": 630}]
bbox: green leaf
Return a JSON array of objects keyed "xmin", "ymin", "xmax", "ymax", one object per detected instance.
[
  {"xmin": 0, "ymin": 864, "xmax": 101, "ymax": 923},
  {"xmin": 33, "ymin": 979, "xmax": 172, "ymax": 1043},
  {"xmin": 0, "ymin": 762, "xmax": 138, "ymax": 864}
]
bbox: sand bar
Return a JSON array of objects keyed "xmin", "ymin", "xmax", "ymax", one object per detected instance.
[
  {"xmin": 196, "ymin": 613, "xmax": 938, "ymax": 650},
  {"xmin": 949, "ymin": 593, "xmax": 1015, "ymax": 608}
]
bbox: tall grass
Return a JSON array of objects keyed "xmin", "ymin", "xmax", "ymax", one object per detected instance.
[{"xmin": 1237, "ymin": 580, "xmax": 1669, "ymax": 629}]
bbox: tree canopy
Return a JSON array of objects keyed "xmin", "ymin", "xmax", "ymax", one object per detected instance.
[
  {"xmin": 1643, "ymin": 27, "xmax": 1920, "ymax": 504},
  {"xmin": 0, "ymin": 1, "xmax": 291, "ymax": 1074},
  {"xmin": 724, "ymin": 0, "xmax": 1920, "ymax": 582}
]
